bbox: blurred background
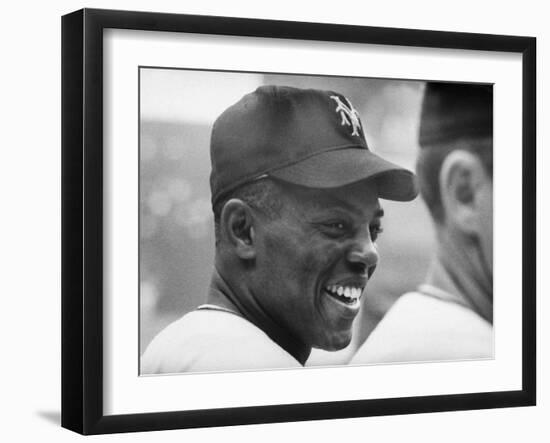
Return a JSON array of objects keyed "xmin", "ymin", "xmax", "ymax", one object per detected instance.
[{"xmin": 139, "ymin": 68, "xmax": 436, "ymax": 365}]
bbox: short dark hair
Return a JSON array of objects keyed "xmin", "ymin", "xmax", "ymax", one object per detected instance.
[
  {"xmin": 213, "ymin": 178, "xmax": 284, "ymax": 242},
  {"xmin": 416, "ymin": 136, "xmax": 492, "ymax": 223}
]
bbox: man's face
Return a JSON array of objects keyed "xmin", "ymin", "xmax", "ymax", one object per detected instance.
[{"xmin": 251, "ymin": 180, "xmax": 383, "ymax": 351}]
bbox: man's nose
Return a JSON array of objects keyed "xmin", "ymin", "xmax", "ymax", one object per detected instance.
[{"xmin": 346, "ymin": 230, "xmax": 379, "ymax": 272}]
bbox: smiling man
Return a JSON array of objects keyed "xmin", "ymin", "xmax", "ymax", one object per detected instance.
[{"xmin": 141, "ymin": 85, "xmax": 418, "ymax": 374}]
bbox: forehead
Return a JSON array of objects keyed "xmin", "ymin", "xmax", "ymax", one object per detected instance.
[{"xmin": 279, "ymin": 181, "xmax": 382, "ymax": 218}]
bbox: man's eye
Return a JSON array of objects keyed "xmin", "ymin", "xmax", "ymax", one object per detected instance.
[
  {"xmin": 370, "ymin": 224, "xmax": 384, "ymax": 241},
  {"xmin": 318, "ymin": 221, "xmax": 348, "ymax": 236}
]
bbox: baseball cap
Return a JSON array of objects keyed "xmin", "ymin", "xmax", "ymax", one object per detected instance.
[
  {"xmin": 210, "ymin": 85, "xmax": 418, "ymax": 205},
  {"xmin": 419, "ymin": 82, "xmax": 493, "ymax": 148}
]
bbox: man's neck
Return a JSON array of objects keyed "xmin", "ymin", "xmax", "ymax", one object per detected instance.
[
  {"xmin": 426, "ymin": 230, "xmax": 493, "ymax": 324},
  {"xmin": 206, "ymin": 268, "xmax": 311, "ymax": 365}
]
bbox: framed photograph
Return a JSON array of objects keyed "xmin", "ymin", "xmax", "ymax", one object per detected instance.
[{"xmin": 62, "ymin": 8, "xmax": 536, "ymax": 435}]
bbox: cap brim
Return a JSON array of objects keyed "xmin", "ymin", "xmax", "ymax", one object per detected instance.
[{"xmin": 269, "ymin": 148, "xmax": 419, "ymax": 202}]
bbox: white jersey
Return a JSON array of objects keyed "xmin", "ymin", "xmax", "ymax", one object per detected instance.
[
  {"xmin": 350, "ymin": 287, "xmax": 493, "ymax": 365},
  {"xmin": 141, "ymin": 308, "xmax": 301, "ymax": 374}
]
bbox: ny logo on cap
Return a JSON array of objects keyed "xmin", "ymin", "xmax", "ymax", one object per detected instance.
[{"xmin": 330, "ymin": 95, "xmax": 363, "ymax": 137}]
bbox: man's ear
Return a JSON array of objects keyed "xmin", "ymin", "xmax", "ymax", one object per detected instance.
[
  {"xmin": 220, "ymin": 199, "xmax": 256, "ymax": 260},
  {"xmin": 439, "ymin": 150, "xmax": 490, "ymax": 236}
]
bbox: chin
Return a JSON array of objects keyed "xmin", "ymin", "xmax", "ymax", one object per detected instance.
[{"xmin": 317, "ymin": 332, "xmax": 352, "ymax": 352}]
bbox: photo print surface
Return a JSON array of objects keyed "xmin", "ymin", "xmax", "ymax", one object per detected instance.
[{"xmin": 138, "ymin": 68, "xmax": 493, "ymax": 375}]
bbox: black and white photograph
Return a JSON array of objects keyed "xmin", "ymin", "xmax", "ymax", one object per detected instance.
[
  {"xmin": 1, "ymin": 0, "xmax": 547, "ymax": 441},
  {"xmin": 138, "ymin": 69, "xmax": 494, "ymax": 375},
  {"xmin": 58, "ymin": 6, "xmax": 536, "ymax": 436}
]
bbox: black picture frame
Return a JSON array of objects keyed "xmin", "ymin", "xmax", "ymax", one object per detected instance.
[{"xmin": 61, "ymin": 8, "xmax": 536, "ymax": 435}]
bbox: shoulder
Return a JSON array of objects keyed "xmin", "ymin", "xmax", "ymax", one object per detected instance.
[
  {"xmin": 351, "ymin": 291, "xmax": 493, "ymax": 365},
  {"xmin": 141, "ymin": 310, "xmax": 300, "ymax": 374}
]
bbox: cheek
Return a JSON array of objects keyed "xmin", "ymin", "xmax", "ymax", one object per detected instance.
[
  {"xmin": 479, "ymin": 187, "xmax": 493, "ymax": 269},
  {"xmin": 262, "ymin": 230, "xmax": 343, "ymax": 290},
  {"xmin": 278, "ymin": 236, "xmax": 340, "ymax": 274},
  {"xmin": 481, "ymin": 212, "xmax": 493, "ymax": 270}
]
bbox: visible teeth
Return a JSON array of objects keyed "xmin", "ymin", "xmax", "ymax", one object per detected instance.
[{"xmin": 325, "ymin": 285, "xmax": 363, "ymax": 301}]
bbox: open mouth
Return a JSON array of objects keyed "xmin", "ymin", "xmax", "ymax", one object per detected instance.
[{"xmin": 323, "ymin": 285, "xmax": 363, "ymax": 306}]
